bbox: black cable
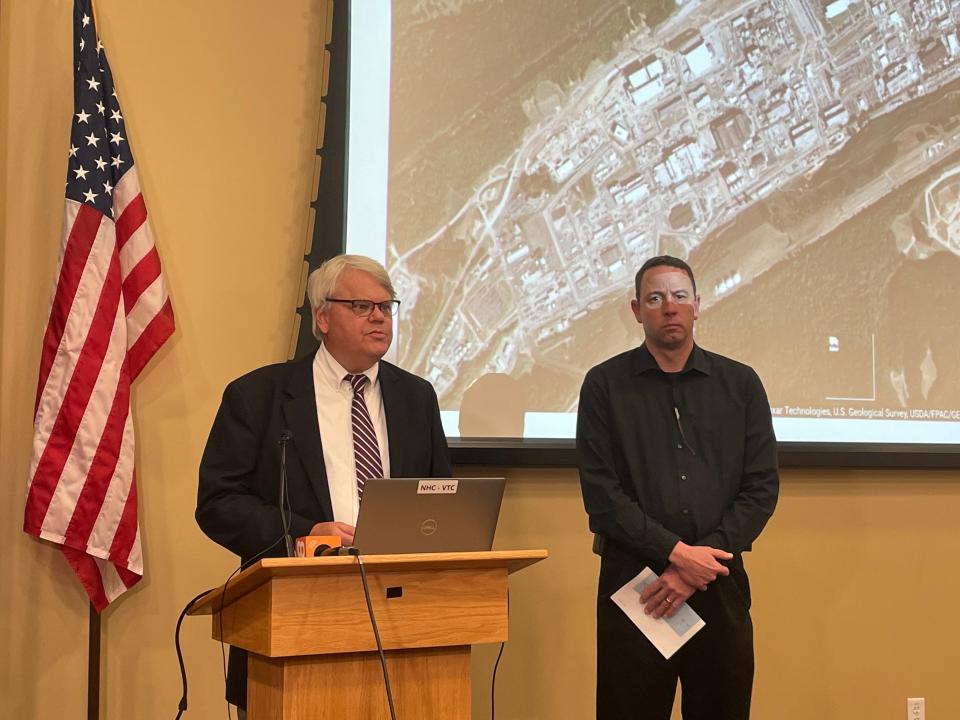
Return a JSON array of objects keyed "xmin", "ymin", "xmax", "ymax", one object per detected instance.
[
  {"xmin": 490, "ymin": 588, "xmax": 510, "ymax": 720},
  {"xmin": 173, "ymin": 589, "xmax": 219, "ymax": 719},
  {"xmin": 490, "ymin": 641, "xmax": 505, "ymax": 720},
  {"xmin": 354, "ymin": 551, "xmax": 397, "ymax": 720}
]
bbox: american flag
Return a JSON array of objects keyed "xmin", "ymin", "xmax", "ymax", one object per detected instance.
[{"xmin": 23, "ymin": 0, "xmax": 175, "ymax": 611}]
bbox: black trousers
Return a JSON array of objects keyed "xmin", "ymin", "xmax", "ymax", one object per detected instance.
[
  {"xmin": 596, "ymin": 547, "xmax": 755, "ymax": 720},
  {"xmin": 227, "ymin": 646, "xmax": 246, "ymax": 709}
]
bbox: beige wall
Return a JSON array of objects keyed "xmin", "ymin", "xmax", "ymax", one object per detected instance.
[
  {"xmin": 482, "ymin": 468, "xmax": 960, "ymax": 720},
  {"xmin": 1, "ymin": 1, "xmax": 326, "ymax": 717},
  {"xmin": 1, "ymin": 2, "xmax": 958, "ymax": 719}
]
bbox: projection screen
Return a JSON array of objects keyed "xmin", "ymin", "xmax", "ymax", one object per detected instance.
[{"xmin": 343, "ymin": 0, "xmax": 960, "ymax": 455}]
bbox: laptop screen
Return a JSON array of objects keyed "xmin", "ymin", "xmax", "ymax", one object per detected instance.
[{"xmin": 351, "ymin": 477, "xmax": 505, "ymax": 554}]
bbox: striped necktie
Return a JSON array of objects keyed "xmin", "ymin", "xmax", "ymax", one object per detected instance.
[{"xmin": 346, "ymin": 373, "xmax": 383, "ymax": 500}]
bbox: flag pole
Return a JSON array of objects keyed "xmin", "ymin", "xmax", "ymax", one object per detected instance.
[
  {"xmin": 86, "ymin": 6, "xmax": 102, "ymax": 714},
  {"xmin": 86, "ymin": 12, "xmax": 102, "ymax": 717},
  {"xmin": 88, "ymin": 602, "xmax": 101, "ymax": 719},
  {"xmin": 89, "ymin": 0, "xmax": 100, "ymax": 31}
]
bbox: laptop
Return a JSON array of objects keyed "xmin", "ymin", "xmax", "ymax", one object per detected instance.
[{"xmin": 351, "ymin": 477, "xmax": 505, "ymax": 554}]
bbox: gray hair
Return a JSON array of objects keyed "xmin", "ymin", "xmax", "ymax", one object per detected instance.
[{"xmin": 306, "ymin": 254, "xmax": 396, "ymax": 340}]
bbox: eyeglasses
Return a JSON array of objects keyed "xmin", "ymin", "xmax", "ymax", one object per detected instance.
[{"xmin": 325, "ymin": 297, "xmax": 401, "ymax": 317}]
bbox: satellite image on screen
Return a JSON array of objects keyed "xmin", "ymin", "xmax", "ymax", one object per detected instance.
[{"xmin": 375, "ymin": 0, "xmax": 960, "ymax": 440}]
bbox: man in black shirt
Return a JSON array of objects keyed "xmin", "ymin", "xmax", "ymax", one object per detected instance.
[{"xmin": 577, "ymin": 255, "xmax": 778, "ymax": 720}]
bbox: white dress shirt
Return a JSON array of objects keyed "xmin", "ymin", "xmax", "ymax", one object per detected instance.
[{"xmin": 312, "ymin": 343, "xmax": 390, "ymax": 525}]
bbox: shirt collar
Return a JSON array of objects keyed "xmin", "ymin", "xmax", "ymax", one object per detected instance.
[
  {"xmin": 632, "ymin": 342, "xmax": 711, "ymax": 376},
  {"xmin": 314, "ymin": 343, "xmax": 380, "ymax": 391}
]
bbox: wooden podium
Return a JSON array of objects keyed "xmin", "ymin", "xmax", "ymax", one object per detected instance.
[{"xmin": 189, "ymin": 550, "xmax": 547, "ymax": 719}]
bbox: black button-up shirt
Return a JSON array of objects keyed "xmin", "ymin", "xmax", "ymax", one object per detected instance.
[{"xmin": 577, "ymin": 343, "xmax": 779, "ymax": 569}]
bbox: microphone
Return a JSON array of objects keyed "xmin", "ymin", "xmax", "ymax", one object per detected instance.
[
  {"xmin": 295, "ymin": 534, "xmax": 349, "ymax": 557},
  {"xmin": 315, "ymin": 545, "xmax": 356, "ymax": 557},
  {"xmin": 278, "ymin": 429, "xmax": 294, "ymax": 557},
  {"xmin": 669, "ymin": 386, "xmax": 696, "ymax": 455}
]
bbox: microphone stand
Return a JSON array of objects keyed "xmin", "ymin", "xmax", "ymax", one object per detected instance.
[{"xmin": 278, "ymin": 431, "xmax": 294, "ymax": 557}]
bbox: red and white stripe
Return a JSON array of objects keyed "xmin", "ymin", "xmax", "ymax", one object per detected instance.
[
  {"xmin": 348, "ymin": 374, "xmax": 383, "ymax": 498},
  {"xmin": 24, "ymin": 166, "xmax": 174, "ymax": 610}
]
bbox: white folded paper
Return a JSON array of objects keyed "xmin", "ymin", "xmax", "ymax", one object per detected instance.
[{"xmin": 611, "ymin": 567, "xmax": 705, "ymax": 659}]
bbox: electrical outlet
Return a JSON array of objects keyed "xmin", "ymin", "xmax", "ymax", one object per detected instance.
[{"xmin": 906, "ymin": 697, "xmax": 925, "ymax": 720}]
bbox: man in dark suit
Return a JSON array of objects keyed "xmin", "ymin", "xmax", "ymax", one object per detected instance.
[{"xmin": 196, "ymin": 254, "xmax": 452, "ymax": 712}]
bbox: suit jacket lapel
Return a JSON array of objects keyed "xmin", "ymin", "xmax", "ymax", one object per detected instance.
[
  {"xmin": 380, "ymin": 362, "xmax": 410, "ymax": 478},
  {"xmin": 282, "ymin": 352, "xmax": 334, "ymax": 520}
]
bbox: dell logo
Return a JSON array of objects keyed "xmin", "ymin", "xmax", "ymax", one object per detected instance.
[{"xmin": 420, "ymin": 518, "xmax": 438, "ymax": 536}]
